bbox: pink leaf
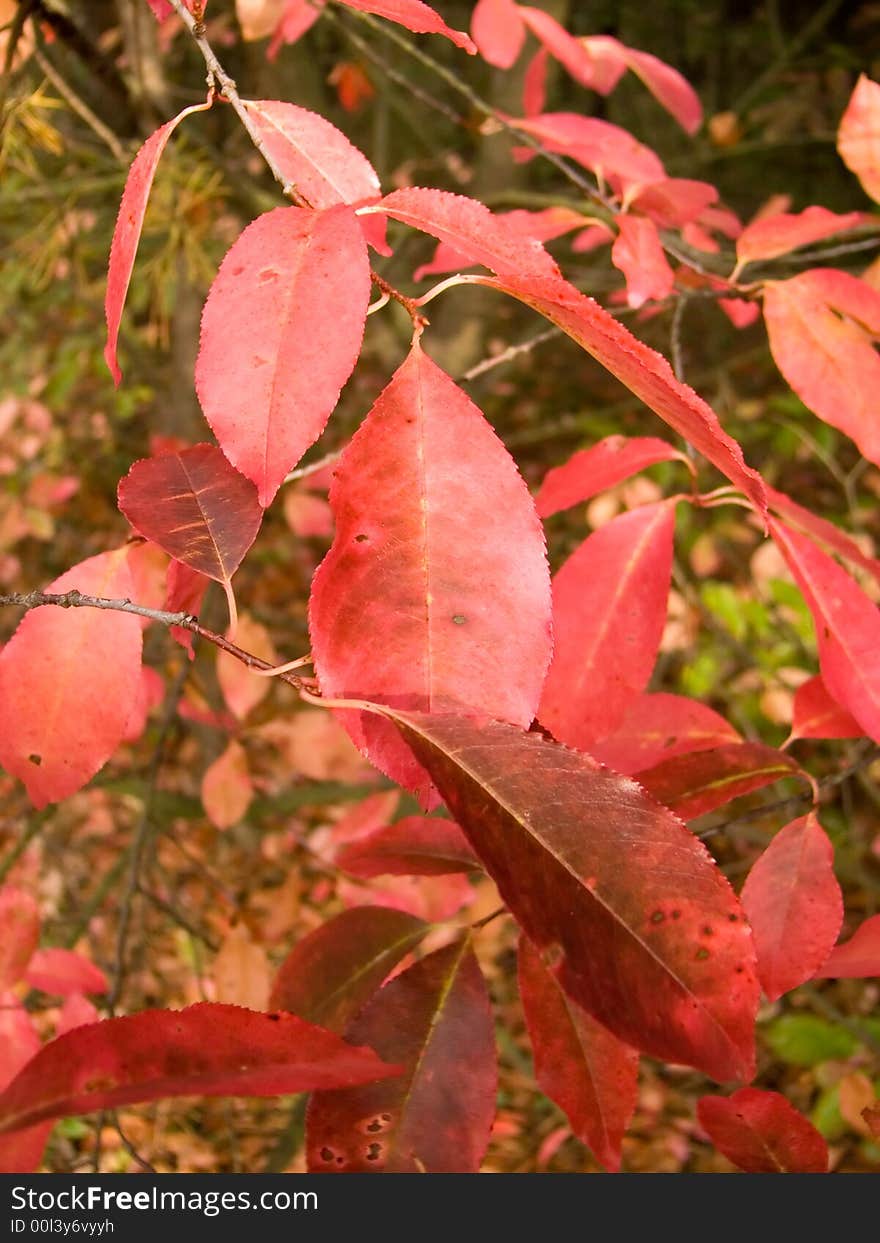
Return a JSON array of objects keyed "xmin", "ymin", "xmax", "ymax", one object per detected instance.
[
  {"xmin": 815, "ymin": 914, "xmax": 880, "ymax": 979},
  {"xmin": 631, "ymin": 178, "xmax": 719, "ymax": 229},
  {"xmin": 637, "ymin": 742, "xmax": 803, "ymax": 819},
  {"xmin": 513, "ymin": 113, "xmax": 665, "ymax": 194},
  {"xmin": 338, "ymin": 1, "xmax": 476, "ymax": 53},
  {"xmin": 471, "ymin": 0, "xmax": 525, "ymax": 69},
  {"xmin": 308, "ymin": 341, "xmax": 552, "ymax": 804},
  {"xmin": 412, "ymin": 207, "xmax": 585, "ymax": 281},
  {"xmin": 612, "ymin": 216, "xmax": 676, "ymax": 308},
  {"xmin": 737, "ymin": 206, "xmax": 868, "ymax": 267},
  {"xmin": 117, "ymin": 444, "xmax": 263, "ymax": 586},
  {"xmin": 523, "ymin": 47, "xmax": 550, "ymax": 115},
  {"xmin": 538, "ymin": 501, "xmax": 676, "ymax": 748},
  {"xmin": 518, "ymin": 9, "xmax": 622, "ymax": 93},
  {"xmin": 838, "ymin": 74, "xmax": 880, "ymax": 205},
  {"xmin": 201, "ymin": 740, "xmax": 253, "ymax": 830},
  {"xmin": 0, "ymin": 887, "xmax": 40, "ymax": 993},
  {"xmin": 0, "ymin": 548, "xmax": 143, "ymax": 807},
  {"xmin": 0, "ymin": 1003, "xmax": 399, "ymax": 1136},
  {"xmin": 766, "ymin": 483, "xmax": 880, "ymax": 587},
  {"xmin": 306, "ymin": 938, "xmax": 496, "ymax": 1172},
  {"xmin": 270, "ymin": 906, "xmax": 428, "ymax": 1033},
  {"xmin": 588, "ymin": 693, "xmax": 741, "ymax": 775},
  {"xmin": 24, "ymin": 949, "xmax": 107, "ymax": 998},
  {"xmin": 769, "ymin": 518, "xmax": 880, "ymax": 742},
  {"xmin": 375, "ymin": 187, "xmax": 560, "ymax": 279},
  {"xmin": 519, "ymin": 937, "xmax": 639, "ymax": 1173},
  {"xmin": 474, "ymin": 272, "xmax": 767, "ymax": 516},
  {"xmin": 698, "ymin": 1088, "xmax": 828, "ymax": 1173},
  {"xmin": 104, "ymin": 103, "xmax": 209, "ymax": 384},
  {"xmin": 621, "ymin": 46, "xmax": 703, "ymax": 135},
  {"xmin": 740, "ymin": 814, "xmax": 843, "ymax": 1000},
  {"xmin": 763, "ymin": 269, "xmax": 880, "ymax": 465},
  {"xmin": 788, "ymin": 675, "xmax": 863, "ymax": 743},
  {"xmin": 56, "ymin": 994, "xmax": 99, "ymax": 1037},
  {"xmin": 240, "ymin": 100, "xmax": 381, "ymax": 207},
  {"xmin": 268, "ymin": 0, "xmax": 322, "ymax": 57},
  {"xmin": 337, "ymin": 816, "xmax": 479, "ymax": 876},
  {"xmin": 196, "ymin": 205, "xmax": 371, "ymax": 507},
  {"xmin": 0, "ymin": 1000, "xmax": 48, "ymax": 1173}
]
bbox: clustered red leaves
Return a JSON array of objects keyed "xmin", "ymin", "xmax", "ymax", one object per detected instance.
[{"xmin": 3, "ymin": 0, "xmax": 880, "ymax": 1176}]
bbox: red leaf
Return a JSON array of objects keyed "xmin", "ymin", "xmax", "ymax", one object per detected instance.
[
  {"xmin": 0, "ymin": 888, "xmax": 40, "ymax": 993},
  {"xmin": 0, "ymin": 548, "xmax": 143, "ymax": 807},
  {"xmin": 789, "ymin": 675, "xmax": 863, "ymax": 743},
  {"xmin": 588, "ymin": 693, "xmax": 741, "ymax": 775},
  {"xmin": 740, "ymin": 814, "xmax": 843, "ymax": 1001},
  {"xmin": 471, "ymin": 0, "xmax": 525, "ymax": 69},
  {"xmin": 412, "ymin": 206, "xmax": 584, "ymax": 281},
  {"xmin": 637, "ymin": 742, "xmax": 803, "ymax": 820},
  {"xmin": 612, "ymin": 216, "xmax": 676, "ymax": 308},
  {"xmin": 164, "ymin": 558, "xmax": 209, "ymax": 658},
  {"xmin": 517, "ymin": 9, "xmax": 621, "ymax": 93},
  {"xmin": 240, "ymin": 100, "xmax": 381, "ymax": 207},
  {"xmin": 518, "ymin": 938, "xmax": 639, "ymax": 1173},
  {"xmin": 536, "ymin": 435, "xmax": 687, "ymax": 518},
  {"xmin": 0, "ymin": 1001, "xmax": 48, "ymax": 1173},
  {"xmin": 474, "ymin": 273, "xmax": 767, "ymax": 516},
  {"xmin": 631, "ymin": 179, "xmax": 718, "ymax": 229},
  {"xmin": 766, "ymin": 484, "xmax": 880, "ymax": 587},
  {"xmin": 737, "ymin": 206, "xmax": 867, "ymax": 268},
  {"xmin": 523, "ymin": 46, "xmax": 550, "ymax": 115},
  {"xmin": 306, "ymin": 938, "xmax": 496, "ymax": 1172},
  {"xmin": 118, "ymin": 444, "xmax": 263, "ymax": 592},
  {"xmin": 24, "ymin": 949, "xmax": 107, "ymax": 998},
  {"xmin": 268, "ymin": 0, "xmax": 322, "ymax": 56},
  {"xmin": 513, "ymin": 113, "xmax": 665, "ymax": 194},
  {"xmin": 763, "ymin": 269, "xmax": 880, "ymax": 465},
  {"xmin": 697, "ymin": 1088, "xmax": 828, "ymax": 1173},
  {"xmin": 104, "ymin": 104, "xmax": 209, "ymax": 384},
  {"xmin": 195, "ymin": 205, "xmax": 371, "ymax": 507},
  {"xmin": 838, "ymin": 74, "xmax": 880, "ymax": 205},
  {"xmin": 620, "ymin": 46, "xmax": 702, "ymax": 135},
  {"xmin": 308, "ymin": 342, "xmax": 552, "ymax": 804},
  {"xmin": 201, "ymin": 739, "xmax": 253, "ymax": 829},
  {"xmin": 337, "ymin": 816, "xmax": 479, "ymax": 876},
  {"xmin": 56, "ymin": 994, "xmax": 100, "ymax": 1037},
  {"xmin": 374, "ymin": 187, "xmax": 560, "ymax": 280},
  {"xmin": 769, "ymin": 518, "xmax": 880, "ymax": 742},
  {"xmin": 815, "ymin": 914, "xmax": 880, "ymax": 979},
  {"xmin": 367, "ymin": 708, "xmax": 758, "ymax": 1081},
  {"xmin": 338, "ymin": 0, "xmax": 476, "ymax": 53},
  {"xmin": 0, "ymin": 1003, "xmax": 399, "ymax": 1136},
  {"xmin": 270, "ymin": 907, "xmax": 428, "ymax": 1032},
  {"xmin": 146, "ymin": 1, "xmax": 174, "ymax": 18},
  {"xmin": 538, "ymin": 501, "xmax": 676, "ymax": 749}
]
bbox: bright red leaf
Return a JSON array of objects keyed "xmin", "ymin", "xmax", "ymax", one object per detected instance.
[
  {"xmin": 195, "ymin": 204, "xmax": 371, "ymax": 507},
  {"xmin": 736, "ymin": 206, "xmax": 867, "ymax": 268},
  {"xmin": 697, "ymin": 1088, "xmax": 828, "ymax": 1173},
  {"xmin": 517, "ymin": 9, "xmax": 621, "ymax": 93},
  {"xmin": 770, "ymin": 518, "xmax": 880, "ymax": 743},
  {"xmin": 0, "ymin": 1000, "xmax": 48, "ymax": 1173},
  {"xmin": 0, "ymin": 548, "xmax": 143, "ymax": 807},
  {"xmin": 513, "ymin": 113, "xmax": 665, "ymax": 194},
  {"xmin": 788, "ymin": 675, "xmax": 863, "ymax": 743},
  {"xmin": 588, "ymin": 693, "xmax": 741, "ymax": 775},
  {"xmin": 612, "ymin": 216, "xmax": 676, "ymax": 308},
  {"xmin": 270, "ymin": 907, "xmax": 428, "ymax": 1033},
  {"xmin": 337, "ymin": 0, "xmax": 476, "ymax": 53},
  {"xmin": 636, "ymin": 742, "xmax": 803, "ymax": 820},
  {"xmin": 0, "ymin": 1003, "xmax": 399, "ymax": 1137},
  {"xmin": 117, "ymin": 444, "xmax": 263, "ymax": 605},
  {"xmin": 164, "ymin": 558, "xmax": 209, "ymax": 659},
  {"xmin": 104, "ymin": 102, "xmax": 209, "ymax": 384},
  {"xmin": 621, "ymin": 45, "xmax": 703, "ymax": 135},
  {"xmin": 522, "ymin": 46, "xmax": 550, "ymax": 115},
  {"xmin": 268, "ymin": 0, "xmax": 322, "ymax": 56},
  {"xmin": 363, "ymin": 707, "xmax": 758, "ymax": 1082},
  {"xmin": 374, "ymin": 187, "xmax": 560, "ymax": 280},
  {"xmin": 471, "ymin": 0, "xmax": 525, "ymax": 69},
  {"xmin": 536, "ymin": 435, "xmax": 688, "ymax": 518},
  {"xmin": 815, "ymin": 914, "xmax": 880, "ymax": 979},
  {"xmin": 763, "ymin": 268, "xmax": 880, "ymax": 465},
  {"xmin": 24, "ymin": 949, "xmax": 107, "ymax": 998},
  {"xmin": 632, "ymin": 178, "xmax": 718, "ymax": 229},
  {"xmin": 308, "ymin": 341, "xmax": 552, "ymax": 804},
  {"xmin": 337, "ymin": 816, "xmax": 479, "ymax": 877},
  {"xmin": 240, "ymin": 100, "xmax": 381, "ymax": 207},
  {"xmin": 411, "ymin": 206, "xmax": 585, "ymax": 281},
  {"xmin": 838, "ymin": 74, "xmax": 880, "ymax": 205},
  {"xmin": 519, "ymin": 937, "xmax": 639, "ymax": 1173},
  {"xmin": 538, "ymin": 500, "xmax": 676, "ymax": 749},
  {"xmin": 306, "ymin": 938, "xmax": 496, "ymax": 1172},
  {"xmin": 0, "ymin": 887, "xmax": 39, "ymax": 993},
  {"xmin": 475, "ymin": 272, "xmax": 767, "ymax": 516},
  {"xmin": 741, "ymin": 814, "xmax": 843, "ymax": 1001},
  {"xmin": 766, "ymin": 484, "xmax": 880, "ymax": 587}
]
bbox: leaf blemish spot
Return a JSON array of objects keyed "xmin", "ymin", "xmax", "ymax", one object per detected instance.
[
  {"xmin": 650, "ymin": 910, "xmax": 665, "ymax": 924},
  {"xmin": 695, "ymin": 947, "xmax": 710, "ymax": 961},
  {"xmin": 28, "ymin": 753, "xmax": 42, "ymax": 766},
  {"xmin": 365, "ymin": 1142, "xmax": 383, "ymax": 1162},
  {"xmin": 355, "ymin": 533, "xmax": 369, "ymax": 543},
  {"xmin": 452, "ymin": 614, "xmax": 467, "ymax": 625},
  {"xmin": 319, "ymin": 1147, "xmax": 335, "ymax": 1163}
]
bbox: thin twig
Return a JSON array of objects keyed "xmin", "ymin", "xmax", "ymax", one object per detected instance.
[
  {"xmin": 32, "ymin": 42, "xmax": 127, "ymax": 161},
  {"xmin": 670, "ymin": 295, "xmax": 688, "ymax": 383},
  {"xmin": 460, "ymin": 326, "xmax": 561, "ymax": 382}
]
